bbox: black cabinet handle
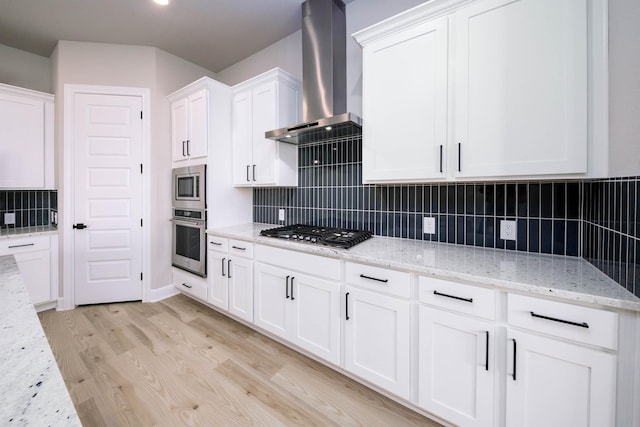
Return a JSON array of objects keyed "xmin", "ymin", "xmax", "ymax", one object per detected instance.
[
  {"xmin": 433, "ymin": 290, "xmax": 473, "ymax": 303},
  {"xmin": 181, "ymin": 283, "xmax": 192, "ymax": 289},
  {"xmin": 246, "ymin": 165, "xmax": 250, "ymax": 181},
  {"xmin": 345, "ymin": 292, "xmax": 350, "ymax": 320},
  {"xmin": 458, "ymin": 142, "xmax": 461, "ymax": 172},
  {"xmin": 511, "ymin": 338, "xmax": 517, "ymax": 381},
  {"xmin": 252, "ymin": 164, "xmax": 257, "ymax": 181},
  {"xmin": 186, "ymin": 140, "xmax": 190, "ymax": 156},
  {"xmin": 182, "ymin": 141, "xmax": 186, "ymax": 156},
  {"xmin": 290, "ymin": 277, "xmax": 295, "ymax": 300},
  {"xmin": 530, "ymin": 311, "xmax": 589, "ymax": 328},
  {"xmin": 227, "ymin": 259, "xmax": 232, "ymax": 278},
  {"xmin": 231, "ymin": 246, "xmax": 246, "ymax": 251},
  {"xmin": 359, "ymin": 274, "xmax": 388, "ymax": 283},
  {"xmin": 286, "ymin": 275, "xmax": 290, "ymax": 299},
  {"xmin": 8, "ymin": 243, "xmax": 35, "ymax": 249},
  {"xmin": 484, "ymin": 331, "xmax": 489, "ymax": 371},
  {"xmin": 210, "ymin": 242, "xmax": 222, "ymax": 246},
  {"xmin": 221, "ymin": 257, "xmax": 226, "ymax": 277},
  {"xmin": 439, "ymin": 144, "xmax": 443, "ymax": 173}
]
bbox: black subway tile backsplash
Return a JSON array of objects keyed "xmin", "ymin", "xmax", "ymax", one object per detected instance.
[
  {"xmin": 253, "ymin": 133, "xmax": 639, "ymax": 298},
  {"xmin": 0, "ymin": 190, "xmax": 58, "ymax": 229}
]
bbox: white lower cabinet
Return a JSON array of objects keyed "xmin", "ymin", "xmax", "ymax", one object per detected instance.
[
  {"xmin": 344, "ymin": 286, "xmax": 411, "ymax": 399},
  {"xmin": 418, "ymin": 307, "xmax": 495, "ymax": 427},
  {"xmin": 207, "ymin": 236, "xmax": 253, "ymax": 322},
  {"xmin": 505, "ymin": 329, "xmax": 616, "ymax": 427},
  {"xmin": 253, "ymin": 262, "xmax": 341, "ymax": 365}
]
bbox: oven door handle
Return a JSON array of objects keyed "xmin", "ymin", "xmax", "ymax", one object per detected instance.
[{"xmin": 170, "ymin": 218, "xmax": 205, "ymax": 227}]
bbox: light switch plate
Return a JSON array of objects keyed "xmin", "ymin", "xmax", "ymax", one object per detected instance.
[
  {"xmin": 4, "ymin": 213, "xmax": 15, "ymax": 225},
  {"xmin": 500, "ymin": 220, "xmax": 517, "ymax": 241},
  {"xmin": 278, "ymin": 209, "xmax": 285, "ymax": 222},
  {"xmin": 423, "ymin": 217, "xmax": 436, "ymax": 234}
]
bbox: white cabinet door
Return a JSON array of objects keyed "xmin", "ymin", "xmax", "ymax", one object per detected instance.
[
  {"xmin": 453, "ymin": 0, "xmax": 587, "ymax": 178},
  {"xmin": 253, "ymin": 263, "xmax": 289, "ymax": 338},
  {"xmin": 506, "ymin": 329, "xmax": 616, "ymax": 427},
  {"xmin": 228, "ymin": 257, "xmax": 253, "ymax": 322},
  {"xmin": 171, "ymin": 98, "xmax": 189, "ymax": 162},
  {"xmin": 251, "ymin": 81, "xmax": 278, "ymax": 185},
  {"xmin": 290, "ymin": 274, "xmax": 341, "ymax": 365},
  {"xmin": 207, "ymin": 251, "xmax": 228, "ymax": 311},
  {"xmin": 419, "ymin": 307, "xmax": 494, "ymax": 427},
  {"xmin": 232, "ymin": 90, "xmax": 254, "ymax": 186},
  {"xmin": 187, "ymin": 89, "xmax": 208, "ymax": 160},
  {"xmin": 362, "ymin": 17, "xmax": 448, "ymax": 183},
  {"xmin": 14, "ymin": 249, "xmax": 51, "ymax": 305},
  {"xmin": 344, "ymin": 286, "xmax": 411, "ymax": 399}
]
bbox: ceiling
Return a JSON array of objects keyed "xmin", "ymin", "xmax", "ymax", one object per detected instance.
[{"xmin": 0, "ymin": 0, "xmax": 315, "ymax": 73}]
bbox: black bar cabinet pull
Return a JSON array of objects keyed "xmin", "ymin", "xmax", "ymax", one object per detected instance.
[
  {"xmin": 484, "ymin": 331, "xmax": 489, "ymax": 371},
  {"xmin": 433, "ymin": 290, "xmax": 473, "ymax": 303},
  {"xmin": 182, "ymin": 141, "xmax": 186, "ymax": 156},
  {"xmin": 345, "ymin": 292, "xmax": 350, "ymax": 320},
  {"xmin": 186, "ymin": 140, "xmax": 190, "ymax": 156},
  {"xmin": 511, "ymin": 338, "xmax": 517, "ymax": 381},
  {"xmin": 285, "ymin": 276, "xmax": 290, "ymax": 299},
  {"xmin": 246, "ymin": 165, "xmax": 250, "ymax": 181},
  {"xmin": 439, "ymin": 145, "xmax": 443, "ymax": 173},
  {"xmin": 530, "ymin": 311, "xmax": 589, "ymax": 328},
  {"xmin": 458, "ymin": 143, "xmax": 461, "ymax": 172},
  {"xmin": 359, "ymin": 274, "xmax": 388, "ymax": 283},
  {"xmin": 227, "ymin": 259, "xmax": 232, "ymax": 278},
  {"xmin": 210, "ymin": 242, "xmax": 222, "ymax": 246},
  {"xmin": 8, "ymin": 243, "xmax": 35, "ymax": 249},
  {"xmin": 221, "ymin": 258, "xmax": 226, "ymax": 277},
  {"xmin": 231, "ymin": 246, "xmax": 246, "ymax": 251},
  {"xmin": 181, "ymin": 283, "xmax": 192, "ymax": 289},
  {"xmin": 252, "ymin": 164, "xmax": 257, "ymax": 181},
  {"xmin": 290, "ymin": 277, "xmax": 295, "ymax": 300}
]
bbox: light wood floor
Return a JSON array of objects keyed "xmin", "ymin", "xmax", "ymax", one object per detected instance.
[{"xmin": 38, "ymin": 294, "xmax": 442, "ymax": 427}]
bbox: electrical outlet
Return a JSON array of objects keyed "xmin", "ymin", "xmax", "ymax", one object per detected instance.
[
  {"xmin": 423, "ymin": 217, "xmax": 436, "ymax": 234},
  {"xmin": 500, "ymin": 220, "xmax": 517, "ymax": 241},
  {"xmin": 278, "ymin": 209, "xmax": 285, "ymax": 222},
  {"xmin": 4, "ymin": 213, "xmax": 15, "ymax": 225}
]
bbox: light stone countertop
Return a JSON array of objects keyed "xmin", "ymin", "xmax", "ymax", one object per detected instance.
[
  {"xmin": 208, "ymin": 223, "xmax": 640, "ymax": 312},
  {"xmin": 0, "ymin": 225, "xmax": 58, "ymax": 239},
  {"xmin": 0, "ymin": 255, "xmax": 80, "ymax": 426}
]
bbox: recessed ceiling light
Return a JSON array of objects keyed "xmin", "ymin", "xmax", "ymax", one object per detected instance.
[
  {"xmin": 154, "ymin": 0, "xmax": 169, "ymax": 5},
  {"xmin": 325, "ymin": 126, "xmax": 332, "ymax": 131}
]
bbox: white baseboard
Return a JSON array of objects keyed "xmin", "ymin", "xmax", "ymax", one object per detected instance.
[{"xmin": 146, "ymin": 284, "xmax": 180, "ymax": 302}]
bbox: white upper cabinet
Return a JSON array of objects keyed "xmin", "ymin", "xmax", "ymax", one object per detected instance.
[
  {"xmin": 170, "ymin": 88, "xmax": 208, "ymax": 162},
  {"xmin": 453, "ymin": 0, "xmax": 587, "ymax": 178},
  {"xmin": 361, "ymin": 17, "xmax": 448, "ymax": 182},
  {"xmin": 354, "ymin": 0, "xmax": 608, "ymax": 182},
  {"xmin": 231, "ymin": 68, "xmax": 301, "ymax": 187},
  {"xmin": 0, "ymin": 84, "xmax": 54, "ymax": 189}
]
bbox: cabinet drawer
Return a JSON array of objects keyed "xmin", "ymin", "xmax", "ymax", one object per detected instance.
[
  {"xmin": 173, "ymin": 268, "xmax": 207, "ymax": 301},
  {"xmin": 419, "ymin": 276, "xmax": 495, "ymax": 320},
  {"xmin": 229, "ymin": 239, "xmax": 253, "ymax": 258},
  {"xmin": 0, "ymin": 235, "xmax": 49, "ymax": 255},
  {"xmin": 345, "ymin": 262, "xmax": 410, "ymax": 298},
  {"xmin": 507, "ymin": 293, "xmax": 618, "ymax": 350},
  {"xmin": 207, "ymin": 235, "xmax": 228, "ymax": 253},
  {"xmin": 255, "ymin": 245, "xmax": 341, "ymax": 281}
]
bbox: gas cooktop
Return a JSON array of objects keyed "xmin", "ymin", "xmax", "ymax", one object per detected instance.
[{"xmin": 259, "ymin": 224, "xmax": 372, "ymax": 249}]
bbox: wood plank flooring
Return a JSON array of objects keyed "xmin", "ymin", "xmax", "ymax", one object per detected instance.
[{"xmin": 38, "ymin": 294, "xmax": 442, "ymax": 427}]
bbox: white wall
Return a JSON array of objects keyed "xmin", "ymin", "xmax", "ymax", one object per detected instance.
[
  {"xmin": 0, "ymin": 43, "xmax": 51, "ymax": 93},
  {"xmin": 609, "ymin": 0, "xmax": 640, "ymax": 176}
]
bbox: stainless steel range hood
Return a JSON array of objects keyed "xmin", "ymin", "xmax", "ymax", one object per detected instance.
[{"xmin": 265, "ymin": 0, "xmax": 362, "ymax": 144}]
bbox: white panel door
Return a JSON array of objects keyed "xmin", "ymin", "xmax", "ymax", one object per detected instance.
[
  {"xmin": 453, "ymin": 0, "xmax": 587, "ymax": 177},
  {"xmin": 208, "ymin": 251, "xmax": 228, "ymax": 311},
  {"xmin": 344, "ymin": 286, "xmax": 411, "ymax": 399},
  {"xmin": 171, "ymin": 98, "xmax": 188, "ymax": 162},
  {"xmin": 73, "ymin": 93, "xmax": 143, "ymax": 305},
  {"xmin": 231, "ymin": 91, "xmax": 254, "ymax": 186},
  {"xmin": 290, "ymin": 274, "xmax": 341, "ymax": 365},
  {"xmin": 506, "ymin": 330, "xmax": 617, "ymax": 427},
  {"xmin": 419, "ymin": 307, "xmax": 494, "ymax": 427},
  {"xmin": 187, "ymin": 89, "xmax": 208, "ymax": 159},
  {"xmin": 362, "ymin": 17, "xmax": 448, "ymax": 182},
  {"xmin": 228, "ymin": 257, "xmax": 253, "ymax": 322},
  {"xmin": 253, "ymin": 263, "xmax": 289, "ymax": 338},
  {"xmin": 251, "ymin": 81, "xmax": 278, "ymax": 185}
]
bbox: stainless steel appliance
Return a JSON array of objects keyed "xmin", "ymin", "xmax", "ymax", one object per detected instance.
[
  {"xmin": 171, "ymin": 208, "xmax": 206, "ymax": 277},
  {"xmin": 260, "ymin": 224, "xmax": 372, "ymax": 249},
  {"xmin": 172, "ymin": 164, "xmax": 206, "ymax": 210}
]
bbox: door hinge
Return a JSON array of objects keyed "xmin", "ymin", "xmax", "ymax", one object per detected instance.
[
  {"xmin": 140, "ymin": 163, "xmax": 143, "ymax": 174},
  {"xmin": 140, "ymin": 111, "xmax": 143, "ymax": 119},
  {"xmin": 140, "ymin": 218, "xmax": 143, "ymax": 227},
  {"xmin": 140, "ymin": 272, "xmax": 143, "ymax": 281}
]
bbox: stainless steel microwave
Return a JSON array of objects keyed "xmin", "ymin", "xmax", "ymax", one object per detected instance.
[{"xmin": 172, "ymin": 164, "xmax": 206, "ymax": 210}]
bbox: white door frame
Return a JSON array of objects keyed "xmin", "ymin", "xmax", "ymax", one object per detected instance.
[{"xmin": 60, "ymin": 84, "xmax": 151, "ymax": 310}]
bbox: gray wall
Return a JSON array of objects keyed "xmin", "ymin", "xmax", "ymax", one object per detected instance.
[{"xmin": 0, "ymin": 43, "xmax": 51, "ymax": 93}]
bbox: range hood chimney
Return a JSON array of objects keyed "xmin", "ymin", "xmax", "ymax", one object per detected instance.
[{"xmin": 265, "ymin": 0, "xmax": 362, "ymax": 144}]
